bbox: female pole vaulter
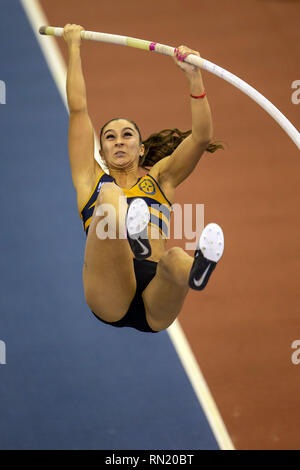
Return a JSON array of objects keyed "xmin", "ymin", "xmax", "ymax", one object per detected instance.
[{"xmin": 63, "ymin": 24, "xmax": 224, "ymax": 333}]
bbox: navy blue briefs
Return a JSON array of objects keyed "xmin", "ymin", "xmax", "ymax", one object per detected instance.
[{"xmin": 91, "ymin": 258, "xmax": 159, "ymax": 333}]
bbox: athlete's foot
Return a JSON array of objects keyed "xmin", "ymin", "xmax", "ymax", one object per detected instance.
[
  {"xmin": 189, "ymin": 223, "xmax": 224, "ymax": 290},
  {"xmin": 126, "ymin": 198, "xmax": 152, "ymax": 260}
]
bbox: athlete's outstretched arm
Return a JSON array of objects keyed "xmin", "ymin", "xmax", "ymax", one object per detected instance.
[
  {"xmin": 64, "ymin": 24, "xmax": 97, "ymax": 191},
  {"xmin": 157, "ymin": 46, "xmax": 213, "ymax": 187}
]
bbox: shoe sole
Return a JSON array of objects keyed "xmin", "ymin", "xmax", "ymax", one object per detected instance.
[
  {"xmin": 198, "ymin": 223, "xmax": 224, "ymax": 262},
  {"xmin": 126, "ymin": 198, "xmax": 150, "ymax": 238}
]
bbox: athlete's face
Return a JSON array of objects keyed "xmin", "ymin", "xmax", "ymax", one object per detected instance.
[{"xmin": 100, "ymin": 119, "xmax": 144, "ymax": 169}]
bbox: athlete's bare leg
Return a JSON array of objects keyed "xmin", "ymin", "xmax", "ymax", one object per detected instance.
[
  {"xmin": 83, "ymin": 183, "xmax": 136, "ymax": 322},
  {"xmin": 142, "ymin": 247, "xmax": 194, "ymax": 331}
]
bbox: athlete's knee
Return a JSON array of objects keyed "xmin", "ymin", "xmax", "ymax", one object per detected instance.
[
  {"xmin": 157, "ymin": 247, "xmax": 186, "ymax": 277},
  {"xmin": 96, "ymin": 182, "xmax": 124, "ymax": 206},
  {"xmin": 94, "ymin": 184, "xmax": 128, "ymax": 238},
  {"xmin": 164, "ymin": 246, "xmax": 186, "ymax": 262}
]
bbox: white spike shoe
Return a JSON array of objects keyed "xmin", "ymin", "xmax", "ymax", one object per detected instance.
[
  {"xmin": 189, "ymin": 223, "xmax": 224, "ymax": 290},
  {"xmin": 126, "ymin": 198, "xmax": 152, "ymax": 260}
]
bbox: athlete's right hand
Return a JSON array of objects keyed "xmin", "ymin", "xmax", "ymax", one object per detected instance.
[{"xmin": 63, "ymin": 24, "xmax": 84, "ymax": 47}]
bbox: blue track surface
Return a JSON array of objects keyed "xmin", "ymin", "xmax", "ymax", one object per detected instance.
[{"xmin": 0, "ymin": 0, "xmax": 219, "ymax": 449}]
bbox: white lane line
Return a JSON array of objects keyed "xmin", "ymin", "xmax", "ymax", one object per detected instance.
[
  {"xmin": 168, "ymin": 320, "xmax": 234, "ymax": 450},
  {"xmin": 21, "ymin": 0, "xmax": 235, "ymax": 450}
]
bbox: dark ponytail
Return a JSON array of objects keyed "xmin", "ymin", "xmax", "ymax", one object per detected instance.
[{"xmin": 140, "ymin": 128, "xmax": 223, "ymax": 168}]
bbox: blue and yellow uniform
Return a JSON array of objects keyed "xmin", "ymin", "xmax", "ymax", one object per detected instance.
[
  {"xmin": 79, "ymin": 170, "xmax": 172, "ymax": 238},
  {"xmin": 80, "ymin": 170, "xmax": 172, "ymax": 334}
]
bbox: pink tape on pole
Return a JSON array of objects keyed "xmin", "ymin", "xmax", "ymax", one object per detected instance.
[{"xmin": 149, "ymin": 42, "xmax": 156, "ymax": 51}]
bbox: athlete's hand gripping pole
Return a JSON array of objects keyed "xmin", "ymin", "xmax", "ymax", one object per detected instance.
[{"xmin": 39, "ymin": 25, "xmax": 300, "ymax": 150}]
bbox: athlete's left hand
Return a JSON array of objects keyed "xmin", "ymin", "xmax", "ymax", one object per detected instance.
[{"xmin": 173, "ymin": 45, "xmax": 201, "ymax": 76}]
